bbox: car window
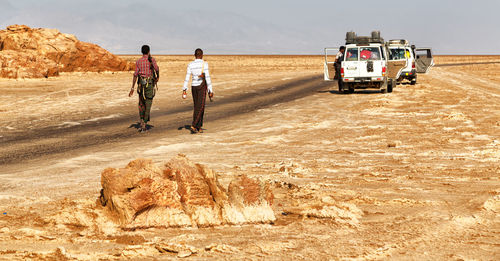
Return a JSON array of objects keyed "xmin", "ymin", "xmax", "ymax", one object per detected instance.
[
  {"xmin": 360, "ymin": 47, "xmax": 381, "ymax": 60},
  {"xmin": 389, "ymin": 48, "xmax": 405, "ymax": 60},
  {"xmin": 346, "ymin": 48, "xmax": 359, "ymax": 61},
  {"xmin": 405, "ymin": 48, "xmax": 412, "ymax": 59},
  {"xmin": 415, "ymin": 49, "xmax": 432, "ymax": 58}
]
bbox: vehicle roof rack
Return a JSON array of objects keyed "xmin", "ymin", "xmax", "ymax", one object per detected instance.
[
  {"xmin": 388, "ymin": 39, "xmax": 409, "ymax": 46},
  {"xmin": 345, "ymin": 31, "xmax": 384, "ymax": 45}
]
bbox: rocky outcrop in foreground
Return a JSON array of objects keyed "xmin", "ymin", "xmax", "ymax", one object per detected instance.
[
  {"xmin": 99, "ymin": 155, "xmax": 275, "ymax": 228},
  {"xmin": 0, "ymin": 24, "xmax": 133, "ymax": 78}
]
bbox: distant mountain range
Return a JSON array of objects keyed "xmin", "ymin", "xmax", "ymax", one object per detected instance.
[
  {"xmin": 0, "ymin": 1, "xmax": 323, "ymax": 54},
  {"xmin": 1, "ymin": 0, "xmax": 499, "ymax": 55}
]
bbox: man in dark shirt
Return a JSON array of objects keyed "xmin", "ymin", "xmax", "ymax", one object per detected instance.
[
  {"xmin": 129, "ymin": 45, "xmax": 159, "ymax": 132},
  {"xmin": 334, "ymin": 46, "xmax": 345, "ymax": 80}
]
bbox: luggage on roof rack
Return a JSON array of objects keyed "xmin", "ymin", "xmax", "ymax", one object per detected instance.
[
  {"xmin": 388, "ymin": 39, "xmax": 409, "ymax": 46},
  {"xmin": 345, "ymin": 31, "xmax": 384, "ymax": 45}
]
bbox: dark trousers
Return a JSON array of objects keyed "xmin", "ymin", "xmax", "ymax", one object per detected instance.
[
  {"xmin": 191, "ymin": 84, "xmax": 207, "ymax": 129},
  {"xmin": 138, "ymin": 82, "xmax": 155, "ymax": 123},
  {"xmin": 334, "ymin": 62, "xmax": 341, "ymax": 80}
]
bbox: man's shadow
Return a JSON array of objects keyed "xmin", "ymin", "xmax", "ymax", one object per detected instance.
[
  {"xmin": 177, "ymin": 125, "xmax": 191, "ymax": 131},
  {"xmin": 318, "ymin": 90, "xmax": 343, "ymax": 95},
  {"xmin": 128, "ymin": 122, "xmax": 154, "ymax": 132}
]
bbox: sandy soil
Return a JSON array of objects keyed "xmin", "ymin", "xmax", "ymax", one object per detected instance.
[{"xmin": 0, "ymin": 55, "xmax": 499, "ymax": 260}]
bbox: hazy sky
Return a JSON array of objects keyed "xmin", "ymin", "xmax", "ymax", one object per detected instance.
[{"xmin": 1, "ymin": 0, "xmax": 499, "ymax": 54}]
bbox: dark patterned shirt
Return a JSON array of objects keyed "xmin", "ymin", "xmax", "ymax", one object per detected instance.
[{"xmin": 134, "ymin": 55, "xmax": 159, "ymax": 78}]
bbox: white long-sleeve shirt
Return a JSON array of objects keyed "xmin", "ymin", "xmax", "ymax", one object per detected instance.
[{"xmin": 183, "ymin": 59, "xmax": 213, "ymax": 93}]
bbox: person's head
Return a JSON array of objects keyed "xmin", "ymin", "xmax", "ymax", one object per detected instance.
[
  {"xmin": 340, "ymin": 46, "xmax": 346, "ymax": 53},
  {"xmin": 141, "ymin": 45, "xmax": 150, "ymax": 55},
  {"xmin": 195, "ymin": 48, "xmax": 203, "ymax": 59}
]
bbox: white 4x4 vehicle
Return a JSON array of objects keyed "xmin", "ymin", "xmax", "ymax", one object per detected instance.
[
  {"xmin": 387, "ymin": 39, "xmax": 434, "ymax": 85},
  {"xmin": 324, "ymin": 31, "xmax": 405, "ymax": 94}
]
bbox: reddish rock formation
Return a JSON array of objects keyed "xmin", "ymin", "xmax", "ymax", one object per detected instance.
[
  {"xmin": 0, "ymin": 50, "xmax": 59, "ymax": 78},
  {"xmin": 164, "ymin": 156, "xmax": 227, "ymax": 227},
  {"xmin": 223, "ymin": 175, "xmax": 275, "ymax": 224},
  {"xmin": 100, "ymin": 159, "xmax": 190, "ymax": 228},
  {"xmin": 0, "ymin": 24, "xmax": 133, "ymax": 79},
  {"xmin": 99, "ymin": 155, "xmax": 275, "ymax": 229}
]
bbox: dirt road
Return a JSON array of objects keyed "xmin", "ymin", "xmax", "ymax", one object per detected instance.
[
  {"xmin": 0, "ymin": 56, "xmax": 499, "ymax": 260},
  {"xmin": 0, "ymin": 75, "xmax": 328, "ymax": 165}
]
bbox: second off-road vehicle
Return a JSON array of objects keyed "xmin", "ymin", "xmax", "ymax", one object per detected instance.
[{"xmin": 387, "ymin": 39, "xmax": 434, "ymax": 85}]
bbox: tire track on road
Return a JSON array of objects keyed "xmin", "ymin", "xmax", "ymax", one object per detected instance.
[{"xmin": 0, "ymin": 74, "xmax": 330, "ymax": 166}]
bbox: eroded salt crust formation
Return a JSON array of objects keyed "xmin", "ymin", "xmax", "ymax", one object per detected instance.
[
  {"xmin": 0, "ymin": 24, "xmax": 133, "ymax": 78},
  {"xmin": 100, "ymin": 155, "xmax": 275, "ymax": 228}
]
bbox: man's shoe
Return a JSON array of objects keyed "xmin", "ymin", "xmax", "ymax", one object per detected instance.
[{"xmin": 190, "ymin": 126, "xmax": 198, "ymax": 134}]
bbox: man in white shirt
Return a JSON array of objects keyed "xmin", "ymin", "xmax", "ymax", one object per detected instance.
[{"xmin": 182, "ymin": 48, "xmax": 213, "ymax": 134}]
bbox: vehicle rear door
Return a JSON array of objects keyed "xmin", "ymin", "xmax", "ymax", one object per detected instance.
[
  {"xmin": 388, "ymin": 47, "xmax": 410, "ymax": 72},
  {"xmin": 415, "ymin": 48, "xmax": 434, "ymax": 73},
  {"xmin": 343, "ymin": 47, "xmax": 360, "ymax": 78},
  {"xmin": 358, "ymin": 46, "xmax": 383, "ymax": 78},
  {"xmin": 323, "ymin": 48, "xmax": 339, "ymax": 81},
  {"xmin": 386, "ymin": 59, "xmax": 407, "ymax": 80}
]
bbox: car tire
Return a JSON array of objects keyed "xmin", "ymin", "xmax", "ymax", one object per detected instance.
[
  {"xmin": 388, "ymin": 80, "xmax": 394, "ymax": 93},
  {"xmin": 348, "ymin": 85, "xmax": 355, "ymax": 93},
  {"xmin": 410, "ymin": 77, "xmax": 417, "ymax": 85},
  {"xmin": 380, "ymin": 79, "xmax": 388, "ymax": 93},
  {"xmin": 396, "ymin": 77, "xmax": 402, "ymax": 85}
]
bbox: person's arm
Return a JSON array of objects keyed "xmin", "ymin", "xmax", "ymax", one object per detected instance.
[
  {"xmin": 130, "ymin": 62, "xmax": 139, "ymax": 97},
  {"xmin": 129, "ymin": 75, "xmax": 137, "ymax": 97},
  {"xmin": 182, "ymin": 64, "xmax": 191, "ymax": 99},
  {"xmin": 204, "ymin": 62, "xmax": 213, "ymax": 95},
  {"xmin": 152, "ymin": 57, "xmax": 160, "ymax": 81}
]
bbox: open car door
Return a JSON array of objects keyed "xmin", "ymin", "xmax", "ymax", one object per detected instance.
[
  {"xmin": 324, "ymin": 48, "xmax": 339, "ymax": 81},
  {"xmin": 384, "ymin": 44, "xmax": 407, "ymax": 87},
  {"xmin": 385, "ymin": 45, "xmax": 408, "ymax": 81},
  {"xmin": 386, "ymin": 59, "xmax": 407, "ymax": 81},
  {"xmin": 415, "ymin": 48, "xmax": 434, "ymax": 73}
]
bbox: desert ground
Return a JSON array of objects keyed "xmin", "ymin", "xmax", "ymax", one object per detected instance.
[{"xmin": 0, "ymin": 55, "xmax": 499, "ymax": 260}]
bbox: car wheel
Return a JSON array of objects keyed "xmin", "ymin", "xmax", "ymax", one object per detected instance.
[
  {"xmin": 380, "ymin": 80, "xmax": 388, "ymax": 94},
  {"xmin": 348, "ymin": 84, "xmax": 355, "ymax": 93},
  {"xmin": 410, "ymin": 78, "xmax": 417, "ymax": 85},
  {"xmin": 388, "ymin": 80, "xmax": 393, "ymax": 93}
]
